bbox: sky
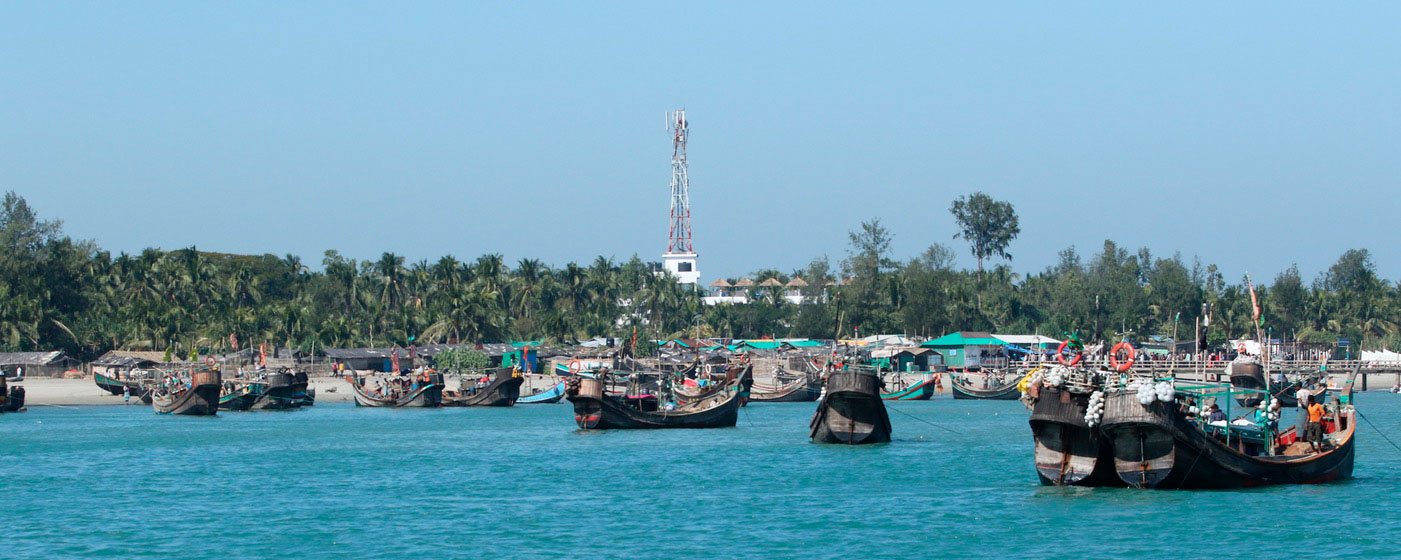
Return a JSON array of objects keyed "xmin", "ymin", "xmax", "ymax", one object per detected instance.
[{"xmin": 3, "ymin": 2, "xmax": 1399, "ymax": 284}]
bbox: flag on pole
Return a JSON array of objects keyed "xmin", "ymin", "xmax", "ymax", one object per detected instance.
[
  {"xmin": 1247, "ymin": 276, "xmax": 1263, "ymax": 327},
  {"xmin": 259, "ymin": 343, "xmax": 267, "ymax": 366},
  {"xmin": 391, "ymin": 348, "xmax": 401, "ymax": 374},
  {"xmin": 229, "ymin": 333, "xmax": 238, "ymax": 350}
]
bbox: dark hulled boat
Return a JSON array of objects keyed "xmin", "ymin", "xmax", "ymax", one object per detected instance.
[
  {"xmin": 0, "ymin": 376, "xmax": 25, "ymax": 413},
  {"xmin": 94, "ymin": 371, "xmax": 151, "ymax": 400},
  {"xmin": 249, "ymin": 371, "xmax": 302, "ymax": 410},
  {"xmin": 1028, "ymin": 381, "xmax": 1121, "ymax": 487},
  {"xmin": 291, "ymin": 371, "xmax": 315, "ymax": 406},
  {"xmin": 809, "ymin": 370, "xmax": 892, "ymax": 444},
  {"xmin": 349, "ymin": 374, "xmax": 444, "ymax": 408},
  {"xmin": 151, "ymin": 371, "xmax": 222, "ymax": 416},
  {"xmin": 951, "ymin": 371, "xmax": 1021, "ymax": 400},
  {"xmin": 750, "ymin": 369, "xmax": 822, "ymax": 403},
  {"xmin": 218, "ymin": 382, "xmax": 258, "ymax": 411},
  {"xmin": 442, "ymin": 369, "xmax": 525, "ymax": 407},
  {"xmin": 1097, "ymin": 370, "xmax": 1357, "ymax": 489},
  {"xmin": 565, "ymin": 376, "xmax": 741, "ymax": 430}
]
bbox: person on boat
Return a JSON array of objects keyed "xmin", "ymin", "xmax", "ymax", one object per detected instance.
[
  {"xmin": 123, "ymin": 384, "xmax": 131, "ymax": 404},
  {"xmin": 1306, "ymin": 396, "xmax": 1326, "ymax": 451},
  {"xmin": 1207, "ymin": 404, "xmax": 1227, "ymax": 425}
]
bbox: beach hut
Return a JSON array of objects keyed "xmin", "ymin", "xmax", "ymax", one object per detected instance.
[
  {"xmin": 919, "ymin": 332, "xmax": 1007, "ymax": 369},
  {"xmin": 0, "ymin": 351, "xmax": 79, "ymax": 378}
]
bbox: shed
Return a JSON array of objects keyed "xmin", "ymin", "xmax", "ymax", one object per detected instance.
[
  {"xmin": 920, "ymin": 332, "xmax": 1008, "ymax": 369},
  {"xmin": 0, "ymin": 351, "xmax": 79, "ymax": 377}
]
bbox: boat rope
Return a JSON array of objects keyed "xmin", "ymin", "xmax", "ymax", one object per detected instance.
[
  {"xmin": 1357, "ymin": 409, "xmax": 1401, "ymax": 453},
  {"xmin": 883, "ymin": 404, "xmax": 960, "ymax": 435}
]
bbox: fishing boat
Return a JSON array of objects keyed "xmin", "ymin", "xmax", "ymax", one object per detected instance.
[
  {"xmin": 880, "ymin": 373, "xmax": 937, "ymax": 401},
  {"xmin": 151, "ymin": 370, "xmax": 222, "ymax": 416},
  {"xmin": 564, "ymin": 373, "xmax": 742, "ymax": 430},
  {"xmin": 94, "ymin": 370, "xmax": 152, "ymax": 400},
  {"xmin": 442, "ymin": 368, "xmax": 525, "ymax": 407},
  {"xmin": 950, "ymin": 370, "xmax": 1020, "ymax": 400},
  {"xmin": 0, "ymin": 375, "xmax": 25, "ymax": 413},
  {"xmin": 750, "ymin": 368, "xmax": 822, "ymax": 403},
  {"xmin": 349, "ymin": 372, "xmax": 444, "ymax": 408},
  {"xmin": 249, "ymin": 371, "xmax": 302, "ymax": 410},
  {"xmin": 218, "ymin": 381, "xmax": 259, "ymax": 411},
  {"xmin": 1228, "ymin": 359, "xmax": 1325, "ymax": 408},
  {"xmin": 517, "ymin": 380, "xmax": 567, "ymax": 404},
  {"xmin": 810, "ymin": 368, "xmax": 892, "ymax": 444},
  {"xmin": 674, "ymin": 364, "xmax": 753, "ymax": 405},
  {"xmin": 291, "ymin": 371, "xmax": 315, "ymax": 406},
  {"xmin": 1025, "ymin": 365, "xmax": 1121, "ymax": 486},
  {"xmin": 1097, "ymin": 366, "xmax": 1357, "ymax": 489}
]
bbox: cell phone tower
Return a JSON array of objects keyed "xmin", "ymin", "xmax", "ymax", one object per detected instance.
[{"xmin": 662, "ymin": 108, "xmax": 699, "ymax": 284}]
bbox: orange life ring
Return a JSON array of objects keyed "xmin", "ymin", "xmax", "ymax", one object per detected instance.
[
  {"xmin": 1056, "ymin": 340, "xmax": 1083, "ymax": 367},
  {"xmin": 568, "ymin": 359, "xmax": 582, "ymax": 375},
  {"xmin": 739, "ymin": 353, "xmax": 750, "ymax": 364},
  {"xmin": 1109, "ymin": 342, "xmax": 1136, "ymax": 372},
  {"xmin": 1236, "ymin": 342, "xmax": 1247, "ymax": 354},
  {"xmin": 204, "ymin": 356, "xmax": 216, "ymax": 367}
]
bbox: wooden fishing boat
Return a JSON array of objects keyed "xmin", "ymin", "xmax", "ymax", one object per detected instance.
[
  {"xmin": 249, "ymin": 371, "xmax": 302, "ymax": 410},
  {"xmin": 349, "ymin": 374, "xmax": 444, "ymax": 408},
  {"xmin": 218, "ymin": 382, "xmax": 259, "ymax": 411},
  {"xmin": 151, "ymin": 371, "xmax": 222, "ymax": 416},
  {"xmin": 1027, "ymin": 381, "xmax": 1121, "ymax": 487},
  {"xmin": 94, "ymin": 371, "xmax": 151, "ymax": 400},
  {"xmin": 1097, "ymin": 367, "xmax": 1357, "ymax": 489},
  {"xmin": 750, "ymin": 369, "xmax": 821, "ymax": 402},
  {"xmin": 880, "ymin": 375, "xmax": 936, "ymax": 401},
  {"xmin": 951, "ymin": 371, "xmax": 1020, "ymax": 400},
  {"xmin": 1229, "ymin": 364, "xmax": 1325, "ymax": 408},
  {"xmin": 517, "ymin": 380, "xmax": 567, "ymax": 404},
  {"xmin": 0, "ymin": 376, "xmax": 23, "ymax": 413},
  {"xmin": 810, "ymin": 369, "xmax": 892, "ymax": 444},
  {"xmin": 674, "ymin": 364, "xmax": 753, "ymax": 405},
  {"xmin": 291, "ymin": 371, "xmax": 315, "ymax": 406},
  {"xmin": 442, "ymin": 369, "xmax": 524, "ymax": 407},
  {"xmin": 565, "ymin": 376, "xmax": 741, "ymax": 430}
]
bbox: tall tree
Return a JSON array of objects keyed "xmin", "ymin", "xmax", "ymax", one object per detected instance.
[{"xmin": 949, "ymin": 192, "xmax": 1020, "ymax": 272}]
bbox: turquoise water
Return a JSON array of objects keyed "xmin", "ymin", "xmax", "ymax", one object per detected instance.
[{"xmin": 6, "ymin": 396, "xmax": 1401, "ymax": 559}]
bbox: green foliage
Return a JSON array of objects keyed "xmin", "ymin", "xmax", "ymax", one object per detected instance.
[
  {"xmin": 949, "ymin": 192, "xmax": 1020, "ymax": 272},
  {"xmin": 432, "ymin": 348, "xmax": 491, "ymax": 373},
  {"xmin": 0, "ymin": 190, "xmax": 1396, "ymax": 355}
]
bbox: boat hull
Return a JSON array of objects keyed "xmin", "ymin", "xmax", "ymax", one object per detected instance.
[
  {"xmin": 351, "ymin": 380, "xmax": 443, "ymax": 408},
  {"xmin": 517, "ymin": 381, "xmax": 566, "ymax": 404},
  {"xmin": 1029, "ymin": 387, "xmax": 1121, "ymax": 486},
  {"xmin": 1099, "ymin": 390, "xmax": 1355, "ymax": 489},
  {"xmin": 881, "ymin": 378, "xmax": 935, "ymax": 401},
  {"xmin": 152, "ymin": 372, "xmax": 222, "ymax": 416},
  {"xmin": 810, "ymin": 371, "xmax": 892, "ymax": 444},
  {"xmin": 751, "ymin": 373, "xmax": 821, "ymax": 403},
  {"xmin": 951, "ymin": 380, "xmax": 1021, "ymax": 400},
  {"xmin": 442, "ymin": 370, "xmax": 524, "ymax": 407},
  {"xmin": 566, "ymin": 378, "xmax": 740, "ymax": 429}
]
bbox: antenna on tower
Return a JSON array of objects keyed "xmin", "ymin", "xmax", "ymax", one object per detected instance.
[{"xmin": 661, "ymin": 108, "xmax": 698, "ymax": 285}]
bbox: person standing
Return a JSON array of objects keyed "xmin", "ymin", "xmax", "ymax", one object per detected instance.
[{"xmin": 1305, "ymin": 396, "xmax": 1326, "ymax": 452}]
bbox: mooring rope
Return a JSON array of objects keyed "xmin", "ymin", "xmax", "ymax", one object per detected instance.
[
  {"xmin": 884, "ymin": 404, "xmax": 960, "ymax": 435},
  {"xmin": 1357, "ymin": 409, "xmax": 1401, "ymax": 453}
]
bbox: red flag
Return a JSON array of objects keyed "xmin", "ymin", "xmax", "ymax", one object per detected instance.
[
  {"xmin": 259, "ymin": 343, "xmax": 267, "ymax": 366},
  {"xmin": 1247, "ymin": 277, "xmax": 1262, "ymax": 327},
  {"xmin": 391, "ymin": 348, "xmax": 401, "ymax": 373},
  {"xmin": 229, "ymin": 333, "xmax": 238, "ymax": 350}
]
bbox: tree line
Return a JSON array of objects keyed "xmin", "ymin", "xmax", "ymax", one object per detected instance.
[{"xmin": 1, "ymin": 191, "xmax": 1394, "ymax": 359}]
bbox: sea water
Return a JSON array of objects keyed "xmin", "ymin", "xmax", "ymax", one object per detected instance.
[{"xmin": 5, "ymin": 396, "xmax": 1401, "ymax": 559}]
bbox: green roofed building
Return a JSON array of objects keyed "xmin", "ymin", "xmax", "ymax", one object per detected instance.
[{"xmin": 919, "ymin": 331, "xmax": 1007, "ymax": 369}]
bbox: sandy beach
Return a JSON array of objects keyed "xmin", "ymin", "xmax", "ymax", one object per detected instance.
[{"xmin": 17, "ymin": 377, "xmax": 357, "ymax": 407}]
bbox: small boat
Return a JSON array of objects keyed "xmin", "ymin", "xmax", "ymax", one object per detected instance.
[
  {"xmin": 951, "ymin": 370, "xmax": 1020, "ymax": 400},
  {"xmin": 291, "ymin": 371, "xmax": 315, "ymax": 406},
  {"xmin": 1228, "ymin": 360, "xmax": 1325, "ymax": 408},
  {"xmin": 1025, "ymin": 367, "xmax": 1120, "ymax": 486},
  {"xmin": 517, "ymin": 380, "xmax": 567, "ymax": 404},
  {"xmin": 349, "ymin": 373, "xmax": 444, "ymax": 408},
  {"xmin": 94, "ymin": 370, "xmax": 151, "ymax": 400},
  {"xmin": 880, "ymin": 374, "xmax": 936, "ymax": 401},
  {"xmin": 565, "ymin": 374, "xmax": 741, "ymax": 430},
  {"xmin": 249, "ymin": 371, "xmax": 302, "ymax": 410},
  {"xmin": 674, "ymin": 364, "xmax": 753, "ymax": 405},
  {"xmin": 810, "ymin": 369, "xmax": 892, "ymax": 444},
  {"xmin": 218, "ymin": 381, "xmax": 259, "ymax": 411},
  {"xmin": 151, "ymin": 370, "xmax": 222, "ymax": 416},
  {"xmin": 442, "ymin": 369, "xmax": 525, "ymax": 407},
  {"xmin": 0, "ymin": 375, "xmax": 25, "ymax": 413},
  {"xmin": 1098, "ymin": 366, "xmax": 1358, "ymax": 489},
  {"xmin": 750, "ymin": 368, "xmax": 821, "ymax": 402}
]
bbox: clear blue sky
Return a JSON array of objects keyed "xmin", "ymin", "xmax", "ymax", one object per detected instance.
[{"xmin": 4, "ymin": 2, "xmax": 1398, "ymax": 284}]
